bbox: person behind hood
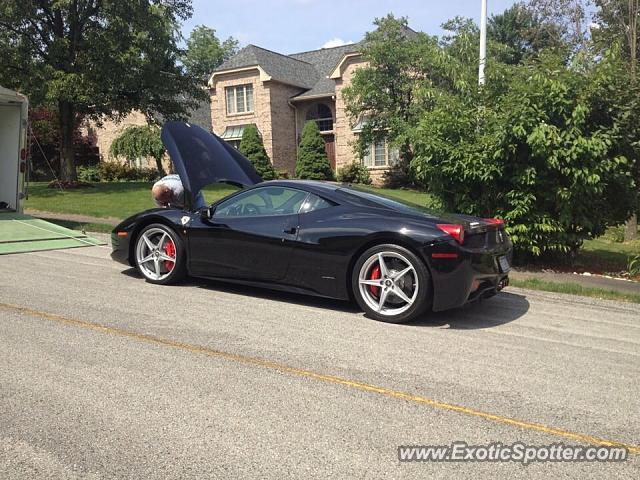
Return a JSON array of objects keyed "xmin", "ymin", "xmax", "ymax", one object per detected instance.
[{"xmin": 152, "ymin": 174, "xmax": 206, "ymax": 209}]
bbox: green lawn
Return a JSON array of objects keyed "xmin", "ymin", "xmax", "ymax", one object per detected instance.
[
  {"xmin": 25, "ymin": 182, "xmax": 239, "ymax": 219},
  {"xmin": 25, "ymin": 181, "xmax": 438, "ymax": 220},
  {"xmin": 357, "ymin": 185, "xmax": 441, "ymax": 210},
  {"xmin": 510, "ymin": 278, "xmax": 640, "ymax": 304},
  {"xmin": 579, "ymin": 231, "xmax": 640, "ymax": 274}
]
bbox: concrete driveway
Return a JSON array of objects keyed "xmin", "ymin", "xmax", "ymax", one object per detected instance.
[{"xmin": 1, "ymin": 245, "xmax": 638, "ymax": 479}]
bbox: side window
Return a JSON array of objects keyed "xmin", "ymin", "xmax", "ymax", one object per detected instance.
[
  {"xmin": 214, "ymin": 187, "xmax": 308, "ymax": 218},
  {"xmin": 299, "ymin": 193, "xmax": 335, "ymax": 214}
]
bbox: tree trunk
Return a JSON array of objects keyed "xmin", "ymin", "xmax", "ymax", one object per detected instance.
[
  {"xmin": 154, "ymin": 155, "xmax": 166, "ymax": 177},
  {"xmin": 625, "ymin": 214, "xmax": 638, "ymax": 241},
  {"xmin": 58, "ymin": 101, "xmax": 77, "ymax": 182}
]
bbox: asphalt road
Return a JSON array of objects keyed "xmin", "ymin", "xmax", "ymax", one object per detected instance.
[{"xmin": 1, "ymin": 244, "xmax": 639, "ymax": 479}]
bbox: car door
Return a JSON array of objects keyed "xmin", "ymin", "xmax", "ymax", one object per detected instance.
[{"xmin": 188, "ymin": 186, "xmax": 309, "ymax": 282}]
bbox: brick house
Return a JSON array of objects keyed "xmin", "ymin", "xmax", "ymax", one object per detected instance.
[{"xmin": 209, "ymin": 42, "xmax": 398, "ymax": 184}]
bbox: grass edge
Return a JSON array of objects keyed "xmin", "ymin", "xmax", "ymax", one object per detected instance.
[{"xmin": 510, "ymin": 278, "xmax": 640, "ymax": 304}]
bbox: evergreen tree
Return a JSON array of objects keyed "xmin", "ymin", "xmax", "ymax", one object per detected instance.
[
  {"xmin": 295, "ymin": 121, "xmax": 334, "ymax": 180},
  {"xmin": 239, "ymin": 124, "xmax": 277, "ymax": 180}
]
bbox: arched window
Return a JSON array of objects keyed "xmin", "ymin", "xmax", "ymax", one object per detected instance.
[{"xmin": 305, "ymin": 103, "xmax": 333, "ymax": 132}]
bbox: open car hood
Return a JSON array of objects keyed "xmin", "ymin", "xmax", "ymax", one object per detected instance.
[{"xmin": 161, "ymin": 122, "xmax": 262, "ymax": 208}]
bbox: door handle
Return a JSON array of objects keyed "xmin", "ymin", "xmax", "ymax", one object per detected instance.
[{"xmin": 283, "ymin": 226, "xmax": 298, "ymax": 234}]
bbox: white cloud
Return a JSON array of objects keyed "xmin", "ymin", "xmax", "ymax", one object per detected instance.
[{"xmin": 320, "ymin": 38, "xmax": 355, "ymax": 49}]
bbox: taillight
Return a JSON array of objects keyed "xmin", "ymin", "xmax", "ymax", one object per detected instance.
[
  {"xmin": 436, "ymin": 224, "xmax": 465, "ymax": 244},
  {"xmin": 483, "ymin": 217, "xmax": 505, "ymax": 226}
]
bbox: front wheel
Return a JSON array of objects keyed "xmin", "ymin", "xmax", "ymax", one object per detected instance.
[
  {"xmin": 352, "ymin": 244, "xmax": 431, "ymax": 323},
  {"xmin": 134, "ymin": 223, "xmax": 186, "ymax": 284}
]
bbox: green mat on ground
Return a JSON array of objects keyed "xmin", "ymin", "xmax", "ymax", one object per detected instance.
[{"xmin": 0, "ymin": 212, "xmax": 105, "ymax": 254}]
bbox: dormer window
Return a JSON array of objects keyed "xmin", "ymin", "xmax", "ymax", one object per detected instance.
[{"xmin": 226, "ymin": 84, "xmax": 254, "ymax": 114}]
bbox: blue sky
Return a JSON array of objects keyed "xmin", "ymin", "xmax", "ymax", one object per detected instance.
[{"xmin": 182, "ymin": 0, "xmax": 518, "ymax": 54}]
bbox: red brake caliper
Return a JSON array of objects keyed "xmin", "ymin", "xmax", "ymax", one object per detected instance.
[
  {"xmin": 164, "ymin": 241, "xmax": 175, "ymax": 271},
  {"xmin": 369, "ymin": 264, "xmax": 381, "ymax": 297}
]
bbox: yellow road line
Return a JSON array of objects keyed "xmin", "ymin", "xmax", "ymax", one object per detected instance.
[{"xmin": 2, "ymin": 301, "xmax": 638, "ymax": 455}]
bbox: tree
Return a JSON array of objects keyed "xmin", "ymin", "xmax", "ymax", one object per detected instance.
[
  {"xmin": 110, "ymin": 125, "xmax": 166, "ymax": 176},
  {"xmin": 488, "ymin": 2, "xmax": 567, "ymax": 64},
  {"xmin": 0, "ymin": 0, "xmax": 204, "ymax": 182},
  {"xmin": 525, "ymin": 0, "xmax": 591, "ymax": 53},
  {"xmin": 411, "ymin": 51, "xmax": 637, "ymax": 257},
  {"xmin": 183, "ymin": 25, "xmax": 238, "ymax": 82},
  {"xmin": 592, "ymin": 0, "xmax": 640, "ymax": 240},
  {"xmin": 238, "ymin": 124, "xmax": 276, "ymax": 180},
  {"xmin": 295, "ymin": 121, "xmax": 333, "ymax": 180},
  {"xmin": 342, "ymin": 15, "xmax": 440, "ymax": 184}
]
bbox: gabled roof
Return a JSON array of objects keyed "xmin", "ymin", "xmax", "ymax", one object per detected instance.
[
  {"xmin": 214, "ymin": 45, "xmax": 318, "ymax": 89},
  {"xmin": 212, "ymin": 43, "xmax": 361, "ymax": 100},
  {"xmin": 288, "ymin": 43, "xmax": 360, "ymax": 100}
]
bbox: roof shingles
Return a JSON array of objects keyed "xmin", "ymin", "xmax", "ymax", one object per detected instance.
[{"xmin": 214, "ymin": 42, "xmax": 361, "ymax": 100}]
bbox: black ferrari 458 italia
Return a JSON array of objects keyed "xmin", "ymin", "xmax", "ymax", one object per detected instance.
[{"xmin": 111, "ymin": 122, "xmax": 512, "ymax": 323}]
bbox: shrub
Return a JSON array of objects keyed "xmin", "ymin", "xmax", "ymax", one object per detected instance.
[
  {"xmin": 77, "ymin": 165, "xmax": 101, "ymax": 183},
  {"xmin": 97, "ymin": 162, "xmax": 160, "ymax": 182},
  {"xmin": 337, "ymin": 162, "xmax": 372, "ymax": 184},
  {"xmin": 109, "ymin": 125, "xmax": 166, "ymax": 176},
  {"xmin": 295, "ymin": 121, "xmax": 334, "ymax": 180},
  {"xmin": 239, "ymin": 124, "xmax": 277, "ymax": 180}
]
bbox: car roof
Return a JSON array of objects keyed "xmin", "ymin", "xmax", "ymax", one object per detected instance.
[{"xmin": 255, "ymin": 180, "xmax": 342, "ymax": 195}]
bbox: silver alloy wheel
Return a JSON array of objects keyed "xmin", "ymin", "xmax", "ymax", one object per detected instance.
[
  {"xmin": 135, "ymin": 227, "xmax": 176, "ymax": 281},
  {"xmin": 358, "ymin": 251, "xmax": 419, "ymax": 317}
]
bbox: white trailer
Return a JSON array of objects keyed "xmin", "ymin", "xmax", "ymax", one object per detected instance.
[{"xmin": 0, "ymin": 86, "xmax": 28, "ymax": 213}]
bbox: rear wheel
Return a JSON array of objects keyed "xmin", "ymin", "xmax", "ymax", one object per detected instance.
[
  {"xmin": 352, "ymin": 244, "xmax": 431, "ymax": 323},
  {"xmin": 134, "ymin": 223, "xmax": 186, "ymax": 284}
]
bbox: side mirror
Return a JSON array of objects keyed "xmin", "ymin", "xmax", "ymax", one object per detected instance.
[{"xmin": 201, "ymin": 206, "xmax": 213, "ymax": 221}]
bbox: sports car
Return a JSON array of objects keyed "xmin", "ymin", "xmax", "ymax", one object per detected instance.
[{"xmin": 111, "ymin": 122, "xmax": 512, "ymax": 323}]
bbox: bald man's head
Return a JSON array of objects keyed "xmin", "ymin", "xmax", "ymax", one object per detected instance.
[{"xmin": 152, "ymin": 183, "xmax": 173, "ymax": 206}]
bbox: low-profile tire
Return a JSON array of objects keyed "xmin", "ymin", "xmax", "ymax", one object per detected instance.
[
  {"xmin": 351, "ymin": 244, "xmax": 431, "ymax": 323},
  {"xmin": 134, "ymin": 223, "xmax": 186, "ymax": 285}
]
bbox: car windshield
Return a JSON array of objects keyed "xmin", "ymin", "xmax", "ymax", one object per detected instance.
[
  {"xmin": 201, "ymin": 183, "xmax": 242, "ymax": 206},
  {"xmin": 338, "ymin": 186, "xmax": 442, "ymax": 216}
]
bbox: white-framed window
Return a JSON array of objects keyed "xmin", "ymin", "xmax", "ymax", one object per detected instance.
[
  {"xmin": 362, "ymin": 139, "xmax": 399, "ymax": 167},
  {"xmin": 225, "ymin": 84, "xmax": 254, "ymax": 114}
]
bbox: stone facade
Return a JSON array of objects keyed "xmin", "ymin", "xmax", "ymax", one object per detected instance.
[
  {"xmin": 334, "ymin": 56, "xmax": 365, "ymax": 172},
  {"xmin": 333, "ymin": 56, "xmax": 390, "ymax": 185},
  {"xmin": 210, "ymin": 70, "xmax": 306, "ymax": 175},
  {"xmin": 85, "ymin": 112, "xmax": 156, "ymax": 168},
  {"xmin": 267, "ymin": 82, "xmax": 304, "ymax": 174},
  {"xmin": 86, "ymin": 99, "xmax": 212, "ymax": 171}
]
